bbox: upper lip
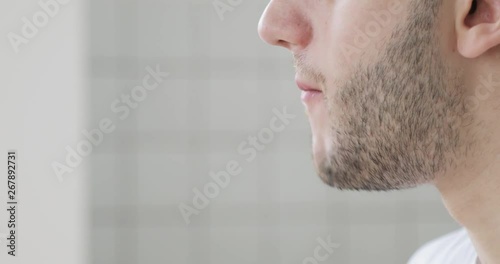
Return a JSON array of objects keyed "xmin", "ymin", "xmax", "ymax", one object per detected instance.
[{"xmin": 295, "ymin": 78, "xmax": 322, "ymax": 93}]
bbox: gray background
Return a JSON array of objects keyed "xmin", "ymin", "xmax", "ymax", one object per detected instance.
[
  {"xmin": 87, "ymin": 0, "xmax": 460, "ymax": 264},
  {"xmin": 1, "ymin": 0, "xmax": 87, "ymax": 263}
]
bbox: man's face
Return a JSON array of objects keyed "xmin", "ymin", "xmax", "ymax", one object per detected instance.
[{"xmin": 258, "ymin": 0, "xmax": 477, "ymax": 191}]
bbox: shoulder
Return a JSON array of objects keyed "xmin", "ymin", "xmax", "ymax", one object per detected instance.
[{"xmin": 408, "ymin": 228, "xmax": 477, "ymax": 264}]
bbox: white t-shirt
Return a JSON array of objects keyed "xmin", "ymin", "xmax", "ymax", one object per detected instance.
[{"xmin": 408, "ymin": 228, "xmax": 479, "ymax": 264}]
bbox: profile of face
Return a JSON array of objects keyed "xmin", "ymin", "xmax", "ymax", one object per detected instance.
[{"xmin": 258, "ymin": 0, "xmax": 494, "ymax": 191}]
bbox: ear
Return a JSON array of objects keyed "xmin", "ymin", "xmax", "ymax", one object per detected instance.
[{"xmin": 456, "ymin": 0, "xmax": 500, "ymax": 58}]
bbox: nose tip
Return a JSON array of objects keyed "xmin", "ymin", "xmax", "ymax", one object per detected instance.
[
  {"xmin": 257, "ymin": 6, "xmax": 283, "ymax": 47},
  {"xmin": 257, "ymin": 1, "xmax": 312, "ymax": 51},
  {"xmin": 257, "ymin": 18, "xmax": 291, "ymax": 50}
]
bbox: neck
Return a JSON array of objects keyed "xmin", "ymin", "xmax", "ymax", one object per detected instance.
[{"xmin": 435, "ymin": 153, "xmax": 500, "ymax": 264}]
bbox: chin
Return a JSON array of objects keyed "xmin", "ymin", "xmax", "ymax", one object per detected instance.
[{"xmin": 311, "ymin": 133, "xmax": 335, "ymax": 186}]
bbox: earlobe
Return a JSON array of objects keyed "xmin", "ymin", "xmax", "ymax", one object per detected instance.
[
  {"xmin": 456, "ymin": 0, "xmax": 500, "ymax": 58},
  {"xmin": 458, "ymin": 21, "xmax": 500, "ymax": 58}
]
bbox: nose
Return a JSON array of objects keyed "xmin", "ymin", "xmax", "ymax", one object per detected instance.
[{"xmin": 258, "ymin": 1, "xmax": 312, "ymax": 52}]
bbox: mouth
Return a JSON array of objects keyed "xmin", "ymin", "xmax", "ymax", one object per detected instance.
[{"xmin": 295, "ymin": 78, "xmax": 323, "ymax": 104}]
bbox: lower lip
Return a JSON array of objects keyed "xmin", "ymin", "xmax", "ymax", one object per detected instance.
[{"xmin": 301, "ymin": 90, "xmax": 323, "ymax": 103}]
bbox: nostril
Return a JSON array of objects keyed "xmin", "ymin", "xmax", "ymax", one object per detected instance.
[{"xmin": 276, "ymin": 39, "xmax": 291, "ymax": 49}]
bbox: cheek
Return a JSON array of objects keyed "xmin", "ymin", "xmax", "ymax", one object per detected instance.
[
  {"xmin": 321, "ymin": 0, "xmax": 406, "ymax": 79},
  {"xmin": 327, "ymin": 2, "xmax": 368, "ymax": 69}
]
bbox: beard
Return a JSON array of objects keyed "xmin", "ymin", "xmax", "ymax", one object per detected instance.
[{"xmin": 314, "ymin": 0, "xmax": 475, "ymax": 191}]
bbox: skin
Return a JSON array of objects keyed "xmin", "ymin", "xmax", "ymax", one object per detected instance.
[{"xmin": 258, "ymin": 0, "xmax": 500, "ymax": 263}]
